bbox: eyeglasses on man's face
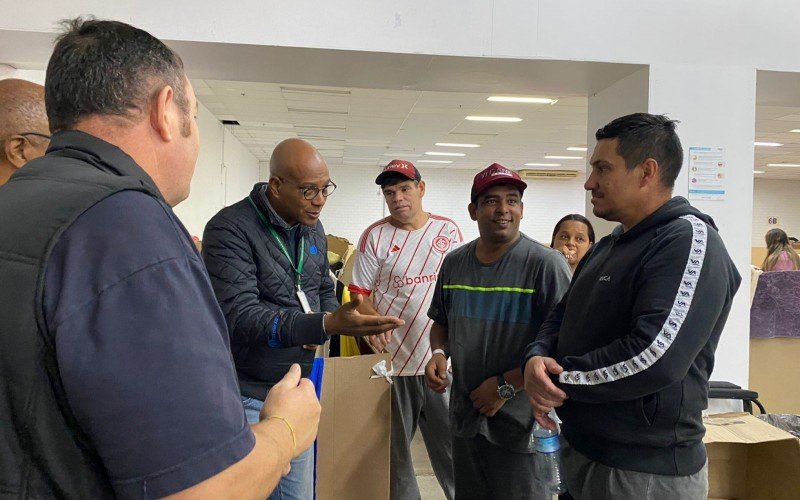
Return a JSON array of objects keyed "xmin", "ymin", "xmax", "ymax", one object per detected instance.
[{"xmin": 279, "ymin": 177, "xmax": 337, "ymax": 200}]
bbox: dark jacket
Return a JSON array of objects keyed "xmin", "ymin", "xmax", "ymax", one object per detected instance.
[
  {"xmin": 525, "ymin": 197, "xmax": 741, "ymax": 476},
  {"xmin": 0, "ymin": 131, "xmax": 162, "ymax": 498},
  {"xmin": 203, "ymin": 183, "xmax": 339, "ymax": 399}
]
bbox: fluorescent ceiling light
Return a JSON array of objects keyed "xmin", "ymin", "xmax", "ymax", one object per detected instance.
[
  {"xmin": 753, "ymin": 170, "xmax": 765, "ymax": 174},
  {"xmin": 524, "ymin": 163, "xmax": 561, "ymax": 167},
  {"xmin": 465, "ymin": 116, "xmax": 522, "ymax": 122},
  {"xmin": 425, "ymin": 151, "xmax": 465, "ymax": 157},
  {"xmin": 418, "ymin": 160, "xmax": 453, "ymax": 164},
  {"xmin": 790, "ymin": 129, "xmax": 800, "ymax": 133},
  {"xmin": 487, "ymin": 96, "xmax": 557, "ymax": 104},
  {"xmin": 567, "ymin": 146, "xmax": 588, "ymax": 152},
  {"xmin": 435, "ymin": 142, "xmax": 480, "ymax": 148},
  {"xmin": 754, "ymin": 142, "xmax": 783, "ymax": 147},
  {"xmin": 544, "ymin": 155, "xmax": 584, "ymax": 160},
  {"xmin": 767, "ymin": 163, "xmax": 800, "ymax": 167}
]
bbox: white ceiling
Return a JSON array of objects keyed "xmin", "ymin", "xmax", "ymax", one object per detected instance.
[
  {"xmin": 184, "ymin": 48, "xmax": 800, "ymax": 181},
  {"xmin": 4, "ymin": 30, "xmax": 800, "ymax": 180},
  {"xmin": 180, "ymin": 43, "xmax": 639, "ymax": 177},
  {"xmin": 193, "ymin": 79, "xmax": 589, "ymax": 172},
  {"xmin": 194, "ymin": 74, "xmax": 800, "ymax": 181},
  {"xmin": 754, "ymin": 71, "xmax": 800, "ymax": 181}
]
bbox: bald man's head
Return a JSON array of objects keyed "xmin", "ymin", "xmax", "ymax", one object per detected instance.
[
  {"xmin": 0, "ymin": 79, "xmax": 49, "ymax": 184},
  {"xmin": 267, "ymin": 138, "xmax": 334, "ymax": 227},
  {"xmin": 269, "ymin": 138, "xmax": 327, "ymax": 179}
]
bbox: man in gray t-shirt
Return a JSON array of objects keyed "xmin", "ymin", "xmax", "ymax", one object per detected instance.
[{"xmin": 426, "ymin": 164, "xmax": 571, "ymax": 499}]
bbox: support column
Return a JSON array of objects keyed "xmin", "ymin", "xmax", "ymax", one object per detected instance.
[
  {"xmin": 648, "ymin": 63, "xmax": 756, "ymax": 389},
  {"xmin": 585, "ymin": 64, "xmax": 756, "ymax": 389},
  {"xmin": 585, "ymin": 68, "xmax": 650, "ymax": 237}
]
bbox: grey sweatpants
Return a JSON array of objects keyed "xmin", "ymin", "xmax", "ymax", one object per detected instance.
[
  {"xmin": 391, "ymin": 375, "xmax": 455, "ymax": 500},
  {"xmin": 452, "ymin": 434, "xmax": 549, "ymax": 500},
  {"xmin": 561, "ymin": 441, "xmax": 708, "ymax": 499}
]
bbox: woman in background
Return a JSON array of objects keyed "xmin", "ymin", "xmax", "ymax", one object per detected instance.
[
  {"xmin": 761, "ymin": 228, "xmax": 800, "ymax": 272},
  {"xmin": 550, "ymin": 214, "xmax": 595, "ymax": 274}
]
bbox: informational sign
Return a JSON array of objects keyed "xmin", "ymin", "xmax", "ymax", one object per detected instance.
[
  {"xmin": 688, "ymin": 147, "xmax": 726, "ymax": 201},
  {"xmin": 768, "ymin": 217, "xmax": 779, "ymax": 225}
]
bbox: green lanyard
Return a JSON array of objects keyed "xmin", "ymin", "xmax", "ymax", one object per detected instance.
[{"xmin": 248, "ymin": 196, "xmax": 305, "ymax": 288}]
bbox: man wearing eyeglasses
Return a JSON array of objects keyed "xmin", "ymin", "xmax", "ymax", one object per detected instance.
[
  {"xmin": 0, "ymin": 78, "xmax": 50, "ymax": 186},
  {"xmin": 202, "ymin": 137, "xmax": 403, "ymax": 500}
]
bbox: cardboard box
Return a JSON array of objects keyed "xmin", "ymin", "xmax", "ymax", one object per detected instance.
[
  {"xmin": 339, "ymin": 249, "xmax": 357, "ymax": 288},
  {"xmin": 750, "ymin": 338, "xmax": 800, "ymax": 415},
  {"xmin": 704, "ymin": 412, "xmax": 800, "ymax": 499},
  {"xmin": 326, "ymin": 234, "xmax": 354, "ymax": 266},
  {"xmin": 316, "ymin": 353, "xmax": 391, "ymax": 500}
]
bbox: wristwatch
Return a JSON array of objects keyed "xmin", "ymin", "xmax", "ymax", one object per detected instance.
[{"xmin": 496, "ymin": 375, "xmax": 515, "ymax": 401}]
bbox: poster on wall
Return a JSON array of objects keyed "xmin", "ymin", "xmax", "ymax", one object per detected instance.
[{"xmin": 688, "ymin": 146, "xmax": 726, "ymax": 201}]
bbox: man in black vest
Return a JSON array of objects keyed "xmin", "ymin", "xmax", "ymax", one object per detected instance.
[{"xmin": 0, "ymin": 18, "xmax": 320, "ymax": 499}]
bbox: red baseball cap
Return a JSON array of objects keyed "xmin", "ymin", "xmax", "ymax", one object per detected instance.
[
  {"xmin": 375, "ymin": 159, "xmax": 422, "ymax": 186},
  {"xmin": 470, "ymin": 163, "xmax": 527, "ymax": 202}
]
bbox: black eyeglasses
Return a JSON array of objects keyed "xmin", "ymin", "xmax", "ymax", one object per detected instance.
[
  {"xmin": 19, "ymin": 132, "xmax": 52, "ymax": 141},
  {"xmin": 279, "ymin": 177, "xmax": 337, "ymax": 200}
]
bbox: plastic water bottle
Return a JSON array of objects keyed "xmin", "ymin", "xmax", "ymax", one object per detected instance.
[{"xmin": 532, "ymin": 421, "xmax": 567, "ymax": 494}]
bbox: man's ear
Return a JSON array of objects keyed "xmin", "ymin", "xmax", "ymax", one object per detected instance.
[
  {"xmin": 640, "ymin": 158, "xmax": 660, "ymax": 188},
  {"xmin": 468, "ymin": 202, "xmax": 477, "ymax": 221},
  {"xmin": 4, "ymin": 137, "xmax": 27, "ymax": 168},
  {"xmin": 418, "ymin": 180, "xmax": 426, "ymax": 198},
  {"xmin": 150, "ymin": 85, "xmax": 175, "ymax": 142},
  {"xmin": 268, "ymin": 176, "xmax": 282, "ymax": 197}
]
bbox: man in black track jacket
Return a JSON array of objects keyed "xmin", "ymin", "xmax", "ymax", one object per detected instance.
[{"xmin": 523, "ymin": 113, "xmax": 741, "ymax": 500}]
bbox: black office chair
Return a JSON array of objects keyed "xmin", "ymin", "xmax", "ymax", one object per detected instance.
[{"xmin": 708, "ymin": 381, "xmax": 766, "ymax": 414}]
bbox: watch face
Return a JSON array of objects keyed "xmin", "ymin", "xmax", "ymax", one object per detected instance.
[{"xmin": 498, "ymin": 384, "xmax": 515, "ymax": 401}]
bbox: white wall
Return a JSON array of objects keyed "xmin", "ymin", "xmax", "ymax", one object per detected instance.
[
  {"xmin": 647, "ymin": 64, "xmax": 757, "ymax": 388},
  {"xmin": 318, "ymin": 166, "xmax": 385, "ymax": 242},
  {"xmin": 752, "ymin": 178, "xmax": 800, "ymax": 246},
  {"xmin": 223, "ymin": 126, "xmax": 261, "ymax": 205},
  {"xmin": 2, "ymin": 69, "xmax": 259, "ymax": 237},
  {"xmin": 3, "ymin": 68, "xmax": 44, "ymax": 84},
  {"xmin": 585, "ymin": 68, "xmax": 650, "ymax": 239},
  {"xmin": 320, "ymin": 165, "xmax": 587, "ymax": 246},
  {"xmin": 5, "ymin": 2, "xmax": 800, "ymax": 72},
  {"xmin": 173, "ymin": 102, "xmax": 259, "ymax": 237}
]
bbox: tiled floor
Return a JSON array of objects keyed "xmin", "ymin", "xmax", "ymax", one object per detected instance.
[{"xmin": 412, "ymin": 434, "xmax": 447, "ymax": 500}]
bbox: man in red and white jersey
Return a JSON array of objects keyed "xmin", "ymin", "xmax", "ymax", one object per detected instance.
[{"xmin": 349, "ymin": 159, "xmax": 462, "ymax": 500}]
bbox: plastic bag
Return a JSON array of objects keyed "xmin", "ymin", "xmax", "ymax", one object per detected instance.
[{"xmin": 757, "ymin": 413, "xmax": 800, "ymax": 438}]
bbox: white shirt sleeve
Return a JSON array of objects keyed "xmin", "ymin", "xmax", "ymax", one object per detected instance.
[{"xmin": 349, "ymin": 229, "xmax": 380, "ymax": 295}]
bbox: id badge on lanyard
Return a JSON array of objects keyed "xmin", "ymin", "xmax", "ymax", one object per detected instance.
[
  {"xmin": 249, "ymin": 196, "xmax": 314, "ymax": 313},
  {"xmin": 296, "ymin": 286, "xmax": 313, "ymax": 314}
]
